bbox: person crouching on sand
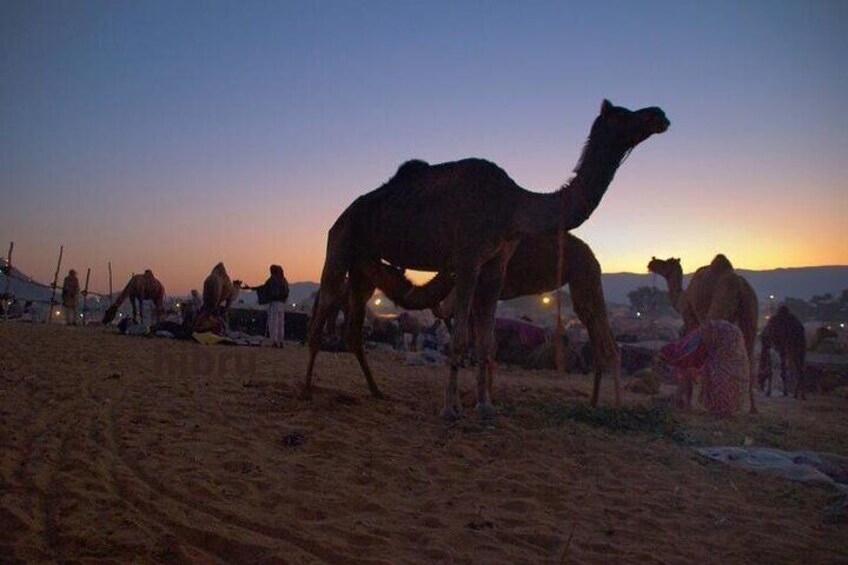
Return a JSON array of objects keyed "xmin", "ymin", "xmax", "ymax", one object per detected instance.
[
  {"xmin": 660, "ymin": 320, "xmax": 749, "ymax": 417},
  {"xmin": 62, "ymin": 269, "xmax": 81, "ymax": 326},
  {"xmin": 250, "ymin": 265, "xmax": 289, "ymax": 348}
]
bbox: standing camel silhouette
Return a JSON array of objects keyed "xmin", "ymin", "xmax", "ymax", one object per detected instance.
[
  {"xmin": 102, "ymin": 270, "xmax": 165, "ymax": 324},
  {"xmin": 307, "ymin": 100, "xmax": 669, "ymax": 419},
  {"xmin": 758, "ymin": 305, "xmax": 806, "ymax": 399}
]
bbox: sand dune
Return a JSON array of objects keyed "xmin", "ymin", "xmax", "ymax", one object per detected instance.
[{"xmin": 1, "ymin": 323, "xmax": 846, "ymax": 563}]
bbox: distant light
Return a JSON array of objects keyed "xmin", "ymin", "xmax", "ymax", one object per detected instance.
[
  {"xmin": 636, "ymin": 311, "xmax": 642, "ymax": 318},
  {"xmin": 176, "ymin": 303, "xmax": 181, "ymax": 309},
  {"xmin": 768, "ymin": 294, "xmax": 775, "ymax": 300},
  {"xmin": 840, "ymin": 323, "xmax": 845, "ymax": 329},
  {"xmin": 291, "ymin": 303, "xmax": 296, "ymax": 308},
  {"xmin": 542, "ymin": 296, "xmax": 551, "ymax": 305},
  {"xmin": 374, "ymin": 298, "xmax": 382, "ymax": 306},
  {"xmin": 55, "ymin": 310, "xmax": 61, "ymax": 316}
]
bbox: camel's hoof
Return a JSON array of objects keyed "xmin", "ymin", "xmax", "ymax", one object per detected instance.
[
  {"xmin": 298, "ymin": 386, "xmax": 313, "ymax": 401},
  {"xmin": 372, "ymin": 391, "xmax": 388, "ymax": 401},
  {"xmin": 476, "ymin": 402, "xmax": 498, "ymax": 420},
  {"xmin": 441, "ymin": 406, "xmax": 463, "ymax": 422}
]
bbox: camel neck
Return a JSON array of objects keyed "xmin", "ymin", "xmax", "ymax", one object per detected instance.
[
  {"xmin": 513, "ymin": 141, "xmax": 629, "ymax": 235},
  {"xmin": 663, "ymin": 270, "xmax": 684, "ymax": 308}
]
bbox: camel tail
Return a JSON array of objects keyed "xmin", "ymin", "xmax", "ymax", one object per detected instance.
[{"xmin": 103, "ymin": 281, "xmax": 132, "ymax": 324}]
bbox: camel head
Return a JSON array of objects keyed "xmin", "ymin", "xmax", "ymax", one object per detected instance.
[
  {"xmin": 647, "ymin": 256, "xmax": 682, "ymax": 279},
  {"xmin": 593, "ymin": 100, "xmax": 670, "ymax": 152}
]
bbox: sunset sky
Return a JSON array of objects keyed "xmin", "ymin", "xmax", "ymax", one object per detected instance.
[{"xmin": 2, "ymin": 1, "xmax": 846, "ymax": 295}]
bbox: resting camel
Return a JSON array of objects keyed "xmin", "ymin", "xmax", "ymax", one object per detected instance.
[
  {"xmin": 758, "ymin": 305, "xmax": 806, "ymax": 399},
  {"xmin": 103, "ymin": 270, "xmax": 165, "ymax": 324},
  {"xmin": 200, "ymin": 262, "xmax": 242, "ymax": 322},
  {"xmin": 647, "ymin": 254, "xmax": 758, "ymax": 413},
  {"xmin": 809, "ymin": 326, "xmax": 838, "ymax": 352},
  {"xmin": 307, "ymin": 99, "xmax": 669, "ymax": 419}
]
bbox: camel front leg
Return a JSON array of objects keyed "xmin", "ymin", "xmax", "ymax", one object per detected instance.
[
  {"xmin": 132, "ymin": 298, "xmax": 139, "ymax": 324},
  {"xmin": 469, "ymin": 251, "xmax": 514, "ymax": 419},
  {"xmin": 443, "ymin": 265, "xmax": 479, "ymax": 421}
]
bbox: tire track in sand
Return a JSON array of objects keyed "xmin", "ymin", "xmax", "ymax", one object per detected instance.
[{"xmin": 82, "ymin": 372, "xmax": 381, "ymax": 564}]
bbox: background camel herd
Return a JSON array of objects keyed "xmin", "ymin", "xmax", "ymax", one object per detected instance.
[{"xmin": 101, "ymin": 99, "xmax": 810, "ymax": 420}]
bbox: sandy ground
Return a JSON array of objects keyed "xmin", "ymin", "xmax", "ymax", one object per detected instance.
[{"xmin": 1, "ymin": 323, "xmax": 847, "ymax": 564}]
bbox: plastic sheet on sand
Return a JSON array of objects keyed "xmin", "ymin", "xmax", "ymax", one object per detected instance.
[{"xmin": 696, "ymin": 447, "xmax": 848, "ymax": 492}]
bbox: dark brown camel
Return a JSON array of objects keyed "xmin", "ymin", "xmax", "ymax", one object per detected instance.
[
  {"xmin": 420, "ymin": 233, "xmax": 621, "ymax": 407},
  {"xmin": 307, "ymin": 100, "xmax": 669, "ymax": 419},
  {"xmin": 103, "ymin": 270, "xmax": 165, "ymax": 324},
  {"xmin": 648, "ymin": 254, "xmax": 758, "ymax": 413},
  {"xmin": 758, "ymin": 305, "xmax": 806, "ymax": 399}
]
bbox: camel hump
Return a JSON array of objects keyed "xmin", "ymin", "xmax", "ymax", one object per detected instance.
[
  {"xmin": 392, "ymin": 159, "xmax": 430, "ymax": 180},
  {"xmin": 710, "ymin": 254, "xmax": 734, "ymax": 271}
]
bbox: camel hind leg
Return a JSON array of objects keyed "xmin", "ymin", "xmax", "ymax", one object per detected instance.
[
  {"xmin": 569, "ymin": 260, "xmax": 621, "ymax": 407},
  {"xmin": 304, "ymin": 221, "xmax": 354, "ymax": 399},
  {"xmin": 792, "ymin": 347, "xmax": 807, "ymax": 400}
]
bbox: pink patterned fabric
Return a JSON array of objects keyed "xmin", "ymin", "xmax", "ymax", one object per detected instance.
[{"xmin": 662, "ymin": 320, "xmax": 749, "ymax": 416}]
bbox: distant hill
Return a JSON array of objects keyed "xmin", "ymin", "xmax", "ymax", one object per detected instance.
[
  {"xmin": 5, "ymin": 257, "xmax": 844, "ymax": 312},
  {"xmin": 287, "ymin": 266, "xmax": 847, "ymax": 309},
  {"xmin": 601, "ymin": 266, "xmax": 848, "ymax": 305}
]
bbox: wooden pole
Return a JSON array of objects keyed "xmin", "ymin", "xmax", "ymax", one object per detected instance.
[
  {"xmin": 81, "ymin": 267, "xmax": 91, "ymax": 323},
  {"xmin": 47, "ymin": 245, "xmax": 64, "ymax": 323},
  {"xmin": 554, "ymin": 226, "xmax": 566, "ymax": 374},
  {"xmin": 2, "ymin": 241, "xmax": 12, "ymax": 320},
  {"xmin": 2, "ymin": 241, "xmax": 13, "ymax": 294}
]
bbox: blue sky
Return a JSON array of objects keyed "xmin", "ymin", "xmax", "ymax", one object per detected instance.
[{"xmin": 1, "ymin": 1, "xmax": 846, "ymax": 293}]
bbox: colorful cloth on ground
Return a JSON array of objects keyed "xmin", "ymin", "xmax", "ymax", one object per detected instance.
[
  {"xmin": 494, "ymin": 318, "xmax": 546, "ymax": 348},
  {"xmin": 662, "ymin": 320, "xmax": 749, "ymax": 416}
]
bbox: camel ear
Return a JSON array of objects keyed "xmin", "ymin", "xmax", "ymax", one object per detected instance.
[
  {"xmin": 601, "ymin": 99, "xmax": 614, "ymax": 115},
  {"xmin": 651, "ymin": 256, "xmax": 656, "ymax": 260}
]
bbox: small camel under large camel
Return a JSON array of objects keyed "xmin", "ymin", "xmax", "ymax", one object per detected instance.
[
  {"xmin": 102, "ymin": 269, "xmax": 165, "ymax": 325},
  {"xmin": 307, "ymin": 99, "xmax": 668, "ymax": 419},
  {"xmin": 412, "ymin": 232, "xmax": 622, "ymax": 407},
  {"xmin": 648, "ymin": 254, "xmax": 758, "ymax": 413}
]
